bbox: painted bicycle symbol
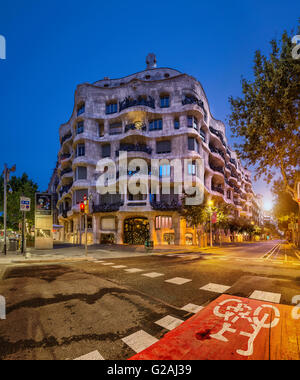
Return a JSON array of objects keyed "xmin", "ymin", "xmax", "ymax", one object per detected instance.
[{"xmin": 210, "ymin": 298, "xmax": 280, "ymax": 356}]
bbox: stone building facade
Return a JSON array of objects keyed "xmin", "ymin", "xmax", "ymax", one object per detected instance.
[{"xmin": 52, "ymin": 55, "xmax": 261, "ymax": 246}]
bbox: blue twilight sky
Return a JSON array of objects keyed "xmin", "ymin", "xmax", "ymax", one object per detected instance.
[{"xmin": 0, "ymin": 0, "xmax": 299, "ymax": 206}]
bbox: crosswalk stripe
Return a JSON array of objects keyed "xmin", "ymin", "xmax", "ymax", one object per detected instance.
[
  {"xmin": 155, "ymin": 315, "xmax": 184, "ymax": 331},
  {"xmin": 74, "ymin": 350, "xmax": 104, "ymax": 360},
  {"xmin": 249, "ymin": 290, "xmax": 281, "ymax": 304},
  {"xmin": 122, "ymin": 330, "xmax": 158, "ymax": 353},
  {"xmin": 200, "ymin": 283, "xmax": 231, "ymax": 293}
]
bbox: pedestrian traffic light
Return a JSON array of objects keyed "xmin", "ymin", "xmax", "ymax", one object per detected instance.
[{"xmin": 80, "ymin": 202, "xmax": 85, "ymax": 213}]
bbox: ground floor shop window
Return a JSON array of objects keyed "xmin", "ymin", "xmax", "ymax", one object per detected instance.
[
  {"xmin": 100, "ymin": 233, "xmax": 115, "ymax": 244},
  {"xmin": 185, "ymin": 233, "xmax": 193, "ymax": 245},
  {"xmin": 164, "ymin": 233, "xmax": 175, "ymax": 245}
]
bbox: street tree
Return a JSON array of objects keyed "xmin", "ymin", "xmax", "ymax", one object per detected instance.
[
  {"xmin": 228, "ymin": 24, "xmax": 300, "ymax": 204},
  {"xmin": 272, "ymin": 180, "xmax": 299, "ymax": 242},
  {"xmin": 0, "ymin": 173, "xmax": 38, "ymax": 231}
]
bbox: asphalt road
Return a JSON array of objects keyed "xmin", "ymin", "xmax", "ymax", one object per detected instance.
[{"xmin": 0, "ymin": 240, "xmax": 299, "ymax": 360}]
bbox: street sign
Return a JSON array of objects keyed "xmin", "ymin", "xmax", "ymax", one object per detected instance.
[{"xmin": 20, "ymin": 197, "xmax": 31, "ymax": 212}]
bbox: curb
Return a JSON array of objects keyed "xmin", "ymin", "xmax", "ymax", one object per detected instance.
[{"xmin": 7, "ymin": 257, "xmax": 95, "ymax": 264}]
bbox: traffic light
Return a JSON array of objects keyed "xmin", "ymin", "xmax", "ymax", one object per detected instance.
[
  {"xmin": 80, "ymin": 195, "xmax": 89, "ymax": 214},
  {"xmin": 80, "ymin": 202, "xmax": 85, "ymax": 213}
]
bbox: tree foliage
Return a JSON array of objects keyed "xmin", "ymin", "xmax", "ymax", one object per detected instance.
[
  {"xmin": 0, "ymin": 173, "xmax": 39, "ymax": 230},
  {"xmin": 272, "ymin": 180, "xmax": 299, "ymax": 231},
  {"xmin": 228, "ymin": 24, "xmax": 300, "ymax": 202}
]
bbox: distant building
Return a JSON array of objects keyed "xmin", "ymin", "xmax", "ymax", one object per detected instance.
[
  {"xmin": 252, "ymin": 193, "xmax": 264, "ymax": 226},
  {"xmin": 52, "ymin": 55, "xmax": 256, "ymax": 246}
]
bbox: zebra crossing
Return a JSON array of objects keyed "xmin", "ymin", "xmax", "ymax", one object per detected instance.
[{"xmin": 73, "ymin": 258, "xmax": 297, "ymax": 360}]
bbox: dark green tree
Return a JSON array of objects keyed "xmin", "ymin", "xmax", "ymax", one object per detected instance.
[{"xmin": 0, "ymin": 173, "xmax": 39, "ymax": 231}]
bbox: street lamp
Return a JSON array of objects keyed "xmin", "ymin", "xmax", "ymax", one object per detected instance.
[
  {"xmin": 2, "ymin": 164, "xmax": 16, "ymax": 255},
  {"xmin": 208, "ymin": 200, "xmax": 214, "ymax": 248}
]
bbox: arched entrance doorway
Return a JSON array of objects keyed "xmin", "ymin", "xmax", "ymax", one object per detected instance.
[{"xmin": 124, "ymin": 217, "xmax": 150, "ymax": 245}]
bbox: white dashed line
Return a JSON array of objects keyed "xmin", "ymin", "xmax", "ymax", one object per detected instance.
[
  {"xmin": 122, "ymin": 330, "xmax": 158, "ymax": 353},
  {"xmin": 101, "ymin": 263, "xmax": 115, "ymax": 266},
  {"xmin": 181, "ymin": 304, "xmax": 204, "ymax": 314},
  {"xmin": 112, "ymin": 265, "xmax": 127, "ymax": 269},
  {"xmin": 165, "ymin": 277, "xmax": 192, "ymax": 285},
  {"xmin": 74, "ymin": 350, "xmax": 105, "ymax": 360},
  {"xmin": 155, "ymin": 315, "xmax": 184, "ymax": 330},
  {"xmin": 200, "ymin": 283, "xmax": 231, "ymax": 293},
  {"xmin": 249, "ymin": 290, "xmax": 281, "ymax": 304}
]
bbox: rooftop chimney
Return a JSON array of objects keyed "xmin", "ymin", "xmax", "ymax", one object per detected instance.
[{"xmin": 146, "ymin": 53, "xmax": 157, "ymax": 69}]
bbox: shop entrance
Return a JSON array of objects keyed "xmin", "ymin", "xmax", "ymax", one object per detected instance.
[{"xmin": 124, "ymin": 217, "xmax": 150, "ymax": 245}]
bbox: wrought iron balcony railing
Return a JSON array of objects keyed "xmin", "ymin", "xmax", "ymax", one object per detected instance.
[
  {"xmin": 60, "ymin": 167, "xmax": 73, "ymax": 177},
  {"xmin": 125, "ymin": 123, "xmax": 147, "ymax": 133},
  {"xmin": 209, "ymin": 162, "xmax": 224, "ymax": 175},
  {"xmin": 92, "ymin": 201, "xmax": 124, "ymax": 213},
  {"xmin": 61, "ymin": 132, "xmax": 72, "ymax": 145},
  {"xmin": 182, "ymin": 95, "xmax": 205, "ymax": 110},
  {"xmin": 59, "ymin": 184, "xmax": 73, "ymax": 198},
  {"xmin": 119, "ymin": 96, "xmax": 155, "ymax": 112},
  {"xmin": 60, "ymin": 153, "xmax": 71, "ymax": 161},
  {"xmin": 116, "ymin": 143, "xmax": 152, "ymax": 156},
  {"xmin": 209, "ymin": 127, "xmax": 226, "ymax": 147},
  {"xmin": 211, "ymin": 185, "xmax": 224, "ymax": 195},
  {"xmin": 150, "ymin": 198, "xmax": 182, "ymax": 211},
  {"xmin": 209, "ymin": 144, "xmax": 225, "ymax": 160}
]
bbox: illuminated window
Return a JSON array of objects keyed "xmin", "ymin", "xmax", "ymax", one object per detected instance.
[
  {"xmin": 159, "ymin": 164, "xmax": 171, "ymax": 177},
  {"xmin": 188, "ymin": 162, "xmax": 196, "ymax": 175},
  {"xmin": 155, "ymin": 216, "xmax": 173, "ymax": 229}
]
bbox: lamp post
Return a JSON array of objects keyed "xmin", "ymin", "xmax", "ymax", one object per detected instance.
[
  {"xmin": 208, "ymin": 200, "xmax": 214, "ymax": 248},
  {"xmin": 2, "ymin": 164, "xmax": 16, "ymax": 255}
]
